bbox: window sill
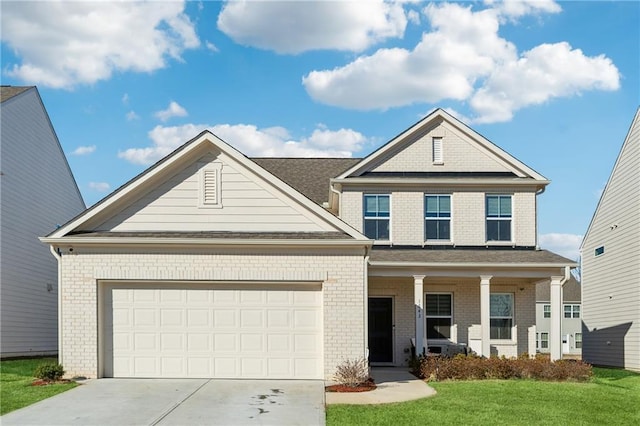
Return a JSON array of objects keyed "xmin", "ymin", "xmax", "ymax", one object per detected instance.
[
  {"xmin": 424, "ymin": 240, "xmax": 452, "ymax": 245},
  {"xmin": 485, "ymin": 241, "xmax": 514, "ymax": 246}
]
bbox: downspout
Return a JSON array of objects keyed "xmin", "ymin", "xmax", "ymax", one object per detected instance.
[
  {"xmin": 49, "ymin": 245, "xmax": 62, "ymax": 366},
  {"xmin": 363, "ymin": 252, "xmax": 370, "ymax": 361},
  {"xmin": 535, "ymin": 185, "xmax": 546, "ymax": 249}
]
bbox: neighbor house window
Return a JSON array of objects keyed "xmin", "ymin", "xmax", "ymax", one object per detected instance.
[
  {"xmin": 595, "ymin": 246, "xmax": 605, "ymax": 256},
  {"xmin": 432, "ymin": 137, "xmax": 443, "ymax": 164},
  {"xmin": 540, "ymin": 332, "xmax": 549, "ymax": 349},
  {"xmin": 575, "ymin": 333, "xmax": 582, "ymax": 349},
  {"xmin": 425, "ymin": 195, "xmax": 451, "ymax": 240},
  {"xmin": 564, "ymin": 304, "xmax": 580, "ymax": 319},
  {"xmin": 363, "ymin": 194, "xmax": 390, "ymax": 240},
  {"xmin": 425, "ymin": 293, "xmax": 452, "ymax": 339},
  {"xmin": 486, "ymin": 195, "xmax": 512, "ymax": 241},
  {"xmin": 543, "ymin": 304, "xmax": 551, "ymax": 318},
  {"xmin": 490, "ymin": 293, "xmax": 513, "ymax": 339}
]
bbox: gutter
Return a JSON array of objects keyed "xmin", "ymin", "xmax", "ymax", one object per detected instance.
[
  {"xmin": 368, "ymin": 261, "xmax": 579, "ymax": 269},
  {"xmin": 40, "ymin": 237, "xmax": 372, "ymax": 248}
]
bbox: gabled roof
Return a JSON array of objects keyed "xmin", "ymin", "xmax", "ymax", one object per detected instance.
[
  {"xmin": 336, "ymin": 108, "xmax": 548, "ymax": 181},
  {"xmin": 0, "ymin": 85, "xmax": 33, "ymax": 103},
  {"xmin": 581, "ymin": 107, "xmax": 640, "ymax": 250},
  {"xmin": 45, "ymin": 131, "xmax": 369, "ymax": 242}
]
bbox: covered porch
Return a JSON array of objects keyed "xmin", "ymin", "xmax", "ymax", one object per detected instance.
[{"xmin": 365, "ymin": 247, "xmax": 576, "ymax": 365}]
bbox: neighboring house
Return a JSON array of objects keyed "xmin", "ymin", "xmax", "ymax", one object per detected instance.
[
  {"xmin": 535, "ymin": 276, "xmax": 582, "ymax": 356},
  {"xmin": 581, "ymin": 107, "xmax": 640, "ymax": 372},
  {"xmin": 1, "ymin": 86, "xmax": 85, "ymax": 358},
  {"xmin": 42, "ymin": 109, "xmax": 575, "ymax": 380}
]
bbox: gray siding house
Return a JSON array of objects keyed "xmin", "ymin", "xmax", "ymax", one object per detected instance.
[
  {"xmin": 581, "ymin": 108, "xmax": 640, "ymax": 372},
  {"xmin": 42, "ymin": 109, "xmax": 575, "ymax": 379},
  {"xmin": 1, "ymin": 86, "xmax": 85, "ymax": 358},
  {"xmin": 536, "ymin": 277, "xmax": 582, "ymax": 356}
]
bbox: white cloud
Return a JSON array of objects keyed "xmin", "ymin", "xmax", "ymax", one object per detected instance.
[
  {"xmin": 71, "ymin": 145, "xmax": 96, "ymax": 156},
  {"xmin": 155, "ymin": 101, "xmax": 188, "ymax": 122},
  {"xmin": 205, "ymin": 41, "xmax": 219, "ymax": 53},
  {"xmin": 88, "ymin": 182, "xmax": 111, "ymax": 192},
  {"xmin": 126, "ymin": 111, "xmax": 140, "ymax": 121},
  {"xmin": 1, "ymin": 1, "xmax": 199, "ymax": 89},
  {"xmin": 303, "ymin": 1, "xmax": 619, "ymax": 122},
  {"xmin": 118, "ymin": 123, "xmax": 367, "ymax": 166},
  {"xmin": 217, "ymin": 0, "xmax": 407, "ymax": 54},
  {"xmin": 539, "ymin": 233, "xmax": 583, "ymax": 261},
  {"xmin": 122, "ymin": 93, "xmax": 130, "ymax": 105},
  {"xmin": 486, "ymin": 0, "xmax": 561, "ymax": 20}
]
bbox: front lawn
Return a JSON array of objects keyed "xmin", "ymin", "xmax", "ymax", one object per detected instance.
[
  {"xmin": 0, "ymin": 358, "xmax": 77, "ymax": 415},
  {"xmin": 327, "ymin": 367, "xmax": 640, "ymax": 425}
]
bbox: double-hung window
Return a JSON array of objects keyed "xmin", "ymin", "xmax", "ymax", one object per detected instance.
[
  {"xmin": 486, "ymin": 195, "xmax": 512, "ymax": 241},
  {"xmin": 363, "ymin": 194, "xmax": 390, "ymax": 240},
  {"xmin": 540, "ymin": 332, "xmax": 549, "ymax": 349},
  {"xmin": 425, "ymin": 195, "xmax": 451, "ymax": 241},
  {"xmin": 575, "ymin": 333, "xmax": 582, "ymax": 349},
  {"xmin": 425, "ymin": 293, "xmax": 452, "ymax": 339},
  {"xmin": 543, "ymin": 304, "xmax": 551, "ymax": 318},
  {"xmin": 490, "ymin": 293, "xmax": 513, "ymax": 339},
  {"xmin": 564, "ymin": 304, "xmax": 580, "ymax": 318}
]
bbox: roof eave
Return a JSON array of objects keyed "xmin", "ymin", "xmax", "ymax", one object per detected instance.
[{"xmin": 369, "ymin": 260, "xmax": 578, "ymax": 269}]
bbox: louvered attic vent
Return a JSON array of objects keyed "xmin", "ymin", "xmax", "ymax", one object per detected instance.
[
  {"xmin": 432, "ymin": 137, "xmax": 443, "ymax": 164},
  {"xmin": 199, "ymin": 162, "xmax": 222, "ymax": 208}
]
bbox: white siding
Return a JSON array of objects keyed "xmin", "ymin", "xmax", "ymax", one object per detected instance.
[
  {"xmin": 96, "ymin": 152, "xmax": 335, "ymax": 232},
  {"xmin": 581, "ymin": 109, "xmax": 640, "ymax": 372},
  {"xmin": 0, "ymin": 88, "xmax": 85, "ymax": 357},
  {"xmin": 371, "ymin": 121, "xmax": 511, "ymax": 172}
]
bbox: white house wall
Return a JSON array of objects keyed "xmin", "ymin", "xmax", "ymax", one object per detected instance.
[
  {"xmin": 371, "ymin": 121, "xmax": 512, "ymax": 172},
  {"xmin": 97, "ymin": 152, "xmax": 335, "ymax": 233},
  {"xmin": 57, "ymin": 246, "xmax": 366, "ymax": 379},
  {"xmin": 581, "ymin": 109, "xmax": 640, "ymax": 372},
  {"xmin": 0, "ymin": 88, "xmax": 85, "ymax": 357}
]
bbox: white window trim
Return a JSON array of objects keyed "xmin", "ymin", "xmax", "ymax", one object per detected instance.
[
  {"xmin": 543, "ymin": 304, "xmax": 551, "ymax": 318},
  {"xmin": 198, "ymin": 162, "xmax": 223, "ymax": 209},
  {"xmin": 489, "ymin": 292, "xmax": 515, "ymax": 342},
  {"xmin": 485, "ymin": 194, "xmax": 513, "ymax": 244},
  {"xmin": 540, "ymin": 332, "xmax": 549, "ymax": 349},
  {"xmin": 424, "ymin": 194, "xmax": 452, "ymax": 243},
  {"xmin": 432, "ymin": 137, "xmax": 444, "ymax": 165},
  {"xmin": 563, "ymin": 304, "xmax": 580, "ymax": 319},
  {"xmin": 425, "ymin": 292, "xmax": 454, "ymax": 342},
  {"xmin": 363, "ymin": 193, "xmax": 392, "ymax": 244}
]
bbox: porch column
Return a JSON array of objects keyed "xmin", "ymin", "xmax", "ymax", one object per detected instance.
[
  {"xmin": 414, "ymin": 275, "xmax": 425, "ymax": 357},
  {"xmin": 550, "ymin": 276, "xmax": 563, "ymax": 361},
  {"xmin": 480, "ymin": 275, "xmax": 492, "ymax": 357}
]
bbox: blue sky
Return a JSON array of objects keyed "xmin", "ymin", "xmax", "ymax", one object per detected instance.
[{"xmin": 1, "ymin": 0, "xmax": 638, "ymax": 260}]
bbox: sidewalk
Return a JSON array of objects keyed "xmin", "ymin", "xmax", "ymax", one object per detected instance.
[{"xmin": 325, "ymin": 368, "xmax": 436, "ymax": 405}]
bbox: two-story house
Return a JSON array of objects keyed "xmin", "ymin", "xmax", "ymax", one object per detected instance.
[
  {"xmin": 1, "ymin": 86, "xmax": 85, "ymax": 358},
  {"xmin": 42, "ymin": 109, "xmax": 575, "ymax": 380}
]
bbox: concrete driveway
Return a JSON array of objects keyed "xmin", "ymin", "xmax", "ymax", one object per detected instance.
[{"xmin": 1, "ymin": 379, "xmax": 325, "ymax": 426}]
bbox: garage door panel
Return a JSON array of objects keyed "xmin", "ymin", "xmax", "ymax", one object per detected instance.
[{"xmin": 104, "ymin": 284, "xmax": 322, "ymax": 379}]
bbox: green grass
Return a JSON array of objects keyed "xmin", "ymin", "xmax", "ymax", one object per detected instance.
[
  {"xmin": 1, "ymin": 358, "xmax": 77, "ymax": 415},
  {"xmin": 327, "ymin": 367, "xmax": 640, "ymax": 426}
]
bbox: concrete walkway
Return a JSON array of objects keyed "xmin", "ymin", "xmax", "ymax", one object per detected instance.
[{"xmin": 325, "ymin": 368, "xmax": 436, "ymax": 405}]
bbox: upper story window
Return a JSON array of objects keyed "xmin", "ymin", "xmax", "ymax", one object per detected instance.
[
  {"xmin": 432, "ymin": 137, "xmax": 443, "ymax": 164},
  {"xmin": 425, "ymin": 293, "xmax": 452, "ymax": 339},
  {"xmin": 564, "ymin": 304, "xmax": 580, "ymax": 319},
  {"xmin": 490, "ymin": 293, "xmax": 513, "ymax": 340},
  {"xmin": 486, "ymin": 194, "xmax": 512, "ymax": 241},
  {"xmin": 363, "ymin": 194, "xmax": 390, "ymax": 240},
  {"xmin": 543, "ymin": 304, "xmax": 551, "ymax": 318},
  {"xmin": 425, "ymin": 195, "xmax": 451, "ymax": 241}
]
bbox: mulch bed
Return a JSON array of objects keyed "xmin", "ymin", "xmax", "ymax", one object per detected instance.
[
  {"xmin": 31, "ymin": 379, "xmax": 73, "ymax": 386},
  {"xmin": 325, "ymin": 378, "xmax": 377, "ymax": 393}
]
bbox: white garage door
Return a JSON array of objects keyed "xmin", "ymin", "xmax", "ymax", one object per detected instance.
[{"xmin": 103, "ymin": 283, "xmax": 323, "ymax": 379}]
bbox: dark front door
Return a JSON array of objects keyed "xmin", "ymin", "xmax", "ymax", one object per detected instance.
[{"xmin": 368, "ymin": 297, "xmax": 393, "ymax": 363}]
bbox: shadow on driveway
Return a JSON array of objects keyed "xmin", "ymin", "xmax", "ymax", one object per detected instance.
[{"xmin": 1, "ymin": 379, "xmax": 325, "ymax": 426}]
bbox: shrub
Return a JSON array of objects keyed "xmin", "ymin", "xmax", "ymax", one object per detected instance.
[
  {"xmin": 333, "ymin": 358, "xmax": 370, "ymax": 387},
  {"xmin": 34, "ymin": 362, "xmax": 65, "ymax": 381},
  {"xmin": 412, "ymin": 354, "xmax": 592, "ymax": 382}
]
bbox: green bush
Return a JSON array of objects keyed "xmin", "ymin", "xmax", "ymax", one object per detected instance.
[
  {"xmin": 34, "ymin": 362, "xmax": 65, "ymax": 381},
  {"xmin": 412, "ymin": 354, "xmax": 592, "ymax": 382}
]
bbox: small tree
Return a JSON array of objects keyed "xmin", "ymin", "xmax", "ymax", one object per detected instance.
[{"xmin": 333, "ymin": 358, "xmax": 370, "ymax": 387}]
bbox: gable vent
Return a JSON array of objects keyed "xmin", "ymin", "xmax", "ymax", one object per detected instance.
[
  {"xmin": 433, "ymin": 137, "xmax": 443, "ymax": 164},
  {"xmin": 199, "ymin": 162, "xmax": 223, "ymax": 208}
]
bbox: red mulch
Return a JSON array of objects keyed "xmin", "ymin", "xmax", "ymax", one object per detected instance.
[
  {"xmin": 325, "ymin": 378, "xmax": 377, "ymax": 393},
  {"xmin": 31, "ymin": 379, "xmax": 72, "ymax": 386}
]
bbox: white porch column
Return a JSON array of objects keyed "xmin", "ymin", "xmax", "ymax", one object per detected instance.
[
  {"xmin": 550, "ymin": 276, "xmax": 564, "ymax": 361},
  {"xmin": 480, "ymin": 275, "xmax": 492, "ymax": 358},
  {"xmin": 414, "ymin": 275, "xmax": 425, "ymax": 357}
]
